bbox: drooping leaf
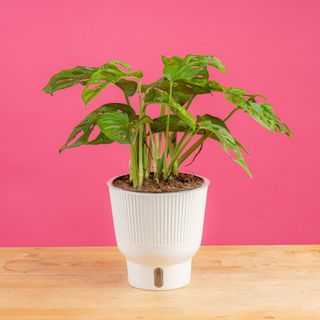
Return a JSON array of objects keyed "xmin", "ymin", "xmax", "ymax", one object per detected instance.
[
  {"xmin": 224, "ymin": 89, "xmax": 292, "ymax": 136},
  {"xmin": 43, "ymin": 66, "xmax": 98, "ymax": 95},
  {"xmin": 144, "ymin": 87, "xmax": 196, "ymax": 129},
  {"xmin": 43, "ymin": 65, "xmax": 138, "ymax": 99},
  {"xmin": 82, "ymin": 60, "xmax": 143, "ymax": 104},
  {"xmin": 162, "ymin": 54, "xmax": 226, "ymax": 81},
  {"xmin": 59, "ymin": 103, "xmax": 136, "ymax": 152},
  {"xmin": 197, "ymin": 115, "xmax": 252, "ymax": 177},
  {"xmin": 185, "ymin": 77, "xmax": 291, "ymax": 136}
]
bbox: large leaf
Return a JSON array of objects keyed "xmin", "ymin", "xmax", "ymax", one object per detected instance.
[
  {"xmin": 197, "ymin": 114, "xmax": 252, "ymax": 176},
  {"xmin": 162, "ymin": 54, "xmax": 226, "ymax": 81},
  {"xmin": 224, "ymin": 89, "xmax": 292, "ymax": 136},
  {"xmin": 82, "ymin": 60, "xmax": 143, "ymax": 104},
  {"xmin": 59, "ymin": 103, "xmax": 136, "ymax": 152},
  {"xmin": 43, "ymin": 66, "xmax": 97, "ymax": 95},
  {"xmin": 43, "ymin": 65, "xmax": 138, "ymax": 99},
  {"xmin": 97, "ymin": 111, "xmax": 152, "ymax": 145},
  {"xmin": 144, "ymin": 87, "xmax": 196, "ymax": 129},
  {"xmin": 97, "ymin": 112, "xmax": 134, "ymax": 144}
]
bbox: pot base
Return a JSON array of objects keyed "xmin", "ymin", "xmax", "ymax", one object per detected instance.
[{"xmin": 127, "ymin": 259, "xmax": 192, "ymax": 290}]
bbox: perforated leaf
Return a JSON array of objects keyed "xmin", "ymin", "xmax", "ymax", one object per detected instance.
[
  {"xmin": 145, "ymin": 88, "xmax": 196, "ymax": 129},
  {"xmin": 198, "ymin": 114, "xmax": 251, "ymax": 177},
  {"xmin": 59, "ymin": 103, "xmax": 136, "ymax": 152},
  {"xmin": 82, "ymin": 60, "xmax": 143, "ymax": 104}
]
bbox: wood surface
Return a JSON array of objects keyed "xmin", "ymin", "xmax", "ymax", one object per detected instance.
[{"xmin": 0, "ymin": 246, "xmax": 319, "ymax": 319}]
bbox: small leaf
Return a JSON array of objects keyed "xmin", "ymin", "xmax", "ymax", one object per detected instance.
[
  {"xmin": 162, "ymin": 54, "xmax": 226, "ymax": 81},
  {"xmin": 150, "ymin": 115, "xmax": 190, "ymax": 133},
  {"xmin": 116, "ymin": 79, "xmax": 137, "ymax": 96}
]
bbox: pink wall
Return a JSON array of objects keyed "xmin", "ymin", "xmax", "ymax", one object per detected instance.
[{"xmin": 1, "ymin": 0, "xmax": 319, "ymax": 246}]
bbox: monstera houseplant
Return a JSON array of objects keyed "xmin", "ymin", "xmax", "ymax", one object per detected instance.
[{"xmin": 43, "ymin": 54, "xmax": 291, "ymax": 290}]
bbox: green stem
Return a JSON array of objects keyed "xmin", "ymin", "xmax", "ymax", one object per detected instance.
[
  {"xmin": 169, "ymin": 97, "xmax": 195, "ymax": 149},
  {"xmin": 164, "ymin": 131, "xmax": 194, "ymax": 178},
  {"xmin": 177, "ymin": 133, "xmax": 210, "ymax": 166},
  {"xmin": 185, "ymin": 95, "xmax": 195, "ymax": 110},
  {"xmin": 138, "ymin": 80, "xmax": 144, "ymax": 186},
  {"xmin": 156, "ymin": 104, "xmax": 166, "ymax": 178},
  {"xmin": 163, "ymin": 81, "xmax": 173, "ymax": 176},
  {"xmin": 124, "ymin": 91, "xmax": 131, "ymax": 106},
  {"xmin": 130, "ymin": 144, "xmax": 138, "ymax": 187},
  {"xmin": 224, "ymin": 107, "xmax": 241, "ymax": 122},
  {"xmin": 149, "ymin": 127, "xmax": 159, "ymax": 182},
  {"xmin": 143, "ymin": 125, "xmax": 150, "ymax": 179}
]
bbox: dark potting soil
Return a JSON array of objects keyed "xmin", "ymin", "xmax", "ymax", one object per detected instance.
[{"xmin": 112, "ymin": 173, "xmax": 204, "ymax": 193}]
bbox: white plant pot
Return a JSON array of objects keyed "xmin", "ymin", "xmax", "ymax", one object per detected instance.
[{"xmin": 107, "ymin": 175, "xmax": 209, "ymax": 290}]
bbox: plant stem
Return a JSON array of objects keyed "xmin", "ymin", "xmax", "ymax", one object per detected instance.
[
  {"xmin": 130, "ymin": 144, "xmax": 138, "ymax": 187},
  {"xmin": 164, "ymin": 131, "xmax": 194, "ymax": 178},
  {"xmin": 138, "ymin": 80, "xmax": 144, "ymax": 186},
  {"xmin": 156, "ymin": 103, "xmax": 166, "ymax": 178},
  {"xmin": 177, "ymin": 133, "xmax": 210, "ymax": 166},
  {"xmin": 124, "ymin": 92, "xmax": 131, "ymax": 106},
  {"xmin": 149, "ymin": 126, "xmax": 159, "ymax": 182},
  {"xmin": 163, "ymin": 81, "xmax": 173, "ymax": 176},
  {"xmin": 224, "ymin": 107, "xmax": 241, "ymax": 122},
  {"xmin": 143, "ymin": 126, "xmax": 150, "ymax": 179},
  {"xmin": 185, "ymin": 95, "xmax": 195, "ymax": 110}
]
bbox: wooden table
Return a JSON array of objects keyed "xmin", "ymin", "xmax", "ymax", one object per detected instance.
[{"xmin": 0, "ymin": 246, "xmax": 319, "ymax": 319}]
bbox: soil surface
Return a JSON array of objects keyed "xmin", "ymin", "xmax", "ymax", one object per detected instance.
[{"xmin": 112, "ymin": 173, "xmax": 204, "ymax": 193}]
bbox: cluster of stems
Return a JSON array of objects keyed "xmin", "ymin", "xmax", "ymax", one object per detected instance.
[{"xmin": 128, "ymin": 80, "xmax": 211, "ymax": 188}]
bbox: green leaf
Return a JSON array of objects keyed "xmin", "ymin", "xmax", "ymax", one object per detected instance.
[
  {"xmin": 185, "ymin": 54, "xmax": 226, "ymax": 73},
  {"xmin": 143, "ymin": 77, "xmax": 211, "ymax": 105},
  {"xmin": 198, "ymin": 115, "xmax": 252, "ymax": 177},
  {"xmin": 82, "ymin": 60, "xmax": 143, "ymax": 104},
  {"xmin": 97, "ymin": 111, "xmax": 134, "ymax": 144},
  {"xmin": 97, "ymin": 112, "xmax": 151, "ymax": 145},
  {"xmin": 170, "ymin": 101, "xmax": 197, "ymax": 130},
  {"xmin": 59, "ymin": 103, "xmax": 136, "ymax": 152},
  {"xmin": 150, "ymin": 115, "xmax": 190, "ymax": 133},
  {"xmin": 43, "ymin": 66, "xmax": 98, "ymax": 95},
  {"xmin": 116, "ymin": 79, "xmax": 137, "ymax": 96},
  {"xmin": 144, "ymin": 87, "xmax": 196, "ymax": 129},
  {"xmin": 162, "ymin": 54, "xmax": 226, "ymax": 81},
  {"xmin": 225, "ymin": 89, "xmax": 292, "ymax": 136},
  {"xmin": 43, "ymin": 65, "xmax": 138, "ymax": 99}
]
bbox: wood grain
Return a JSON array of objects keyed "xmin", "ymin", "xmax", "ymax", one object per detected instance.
[{"xmin": 0, "ymin": 246, "xmax": 319, "ymax": 319}]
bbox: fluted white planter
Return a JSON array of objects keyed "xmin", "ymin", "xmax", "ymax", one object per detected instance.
[{"xmin": 107, "ymin": 175, "xmax": 209, "ymax": 290}]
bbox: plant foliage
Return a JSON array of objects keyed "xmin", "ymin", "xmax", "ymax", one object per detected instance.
[{"xmin": 43, "ymin": 54, "xmax": 291, "ymax": 187}]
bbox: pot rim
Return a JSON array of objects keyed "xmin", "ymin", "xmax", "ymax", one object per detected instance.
[{"xmin": 107, "ymin": 173, "xmax": 210, "ymax": 196}]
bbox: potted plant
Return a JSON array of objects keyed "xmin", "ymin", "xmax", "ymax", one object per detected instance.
[{"xmin": 43, "ymin": 54, "xmax": 291, "ymax": 290}]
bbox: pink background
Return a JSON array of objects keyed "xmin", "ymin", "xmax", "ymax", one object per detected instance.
[{"xmin": 1, "ymin": 0, "xmax": 319, "ymax": 246}]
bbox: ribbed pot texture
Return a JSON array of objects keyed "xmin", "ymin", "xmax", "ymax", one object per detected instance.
[{"xmin": 108, "ymin": 176, "xmax": 209, "ymax": 290}]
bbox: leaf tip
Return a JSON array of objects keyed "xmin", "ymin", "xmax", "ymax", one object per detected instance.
[{"xmin": 58, "ymin": 146, "xmax": 65, "ymax": 154}]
